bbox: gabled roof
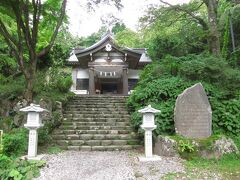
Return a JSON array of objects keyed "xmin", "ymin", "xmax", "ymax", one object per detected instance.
[
  {"xmin": 138, "ymin": 105, "xmax": 161, "ymax": 114},
  {"xmin": 74, "ymin": 33, "xmax": 115, "ymax": 55},
  {"xmin": 67, "ymin": 32, "xmax": 152, "ymax": 68},
  {"xmin": 20, "ymin": 104, "xmax": 47, "ymax": 112}
]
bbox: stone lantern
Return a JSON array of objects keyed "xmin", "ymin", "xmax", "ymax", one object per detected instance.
[
  {"xmin": 138, "ymin": 105, "xmax": 161, "ymax": 161},
  {"xmin": 20, "ymin": 104, "xmax": 47, "ymax": 159}
]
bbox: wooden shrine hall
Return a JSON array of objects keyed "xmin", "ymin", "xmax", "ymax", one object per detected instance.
[{"xmin": 67, "ymin": 32, "xmax": 152, "ymax": 95}]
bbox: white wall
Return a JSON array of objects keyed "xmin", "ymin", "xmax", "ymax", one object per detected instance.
[
  {"xmin": 128, "ymin": 69, "xmax": 139, "ymax": 79},
  {"xmin": 77, "ymin": 68, "xmax": 89, "ymax": 79}
]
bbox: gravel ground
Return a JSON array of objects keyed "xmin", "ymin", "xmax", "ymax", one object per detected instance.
[{"xmin": 35, "ymin": 151, "xmax": 184, "ymax": 180}]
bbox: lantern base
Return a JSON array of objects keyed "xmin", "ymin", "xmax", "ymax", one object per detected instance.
[
  {"xmin": 138, "ymin": 155, "xmax": 161, "ymax": 162},
  {"xmin": 21, "ymin": 154, "xmax": 45, "ymax": 161}
]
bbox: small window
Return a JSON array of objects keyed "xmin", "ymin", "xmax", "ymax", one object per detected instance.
[
  {"xmin": 76, "ymin": 79, "xmax": 89, "ymax": 90},
  {"xmin": 128, "ymin": 79, "xmax": 138, "ymax": 90}
]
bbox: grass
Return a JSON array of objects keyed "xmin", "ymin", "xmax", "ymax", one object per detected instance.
[
  {"xmin": 162, "ymin": 153, "xmax": 240, "ymax": 180},
  {"xmin": 47, "ymin": 146, "xmax": 63, "ymax": 154},
  {"xmin": 162, "ymin": 135, "xmax": 240, "ymax": 180}
]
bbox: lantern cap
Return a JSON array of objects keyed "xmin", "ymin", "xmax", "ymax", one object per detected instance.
[
  {"xmin": 138, "ymin": 105, "xmax": 161, "ymax": 114},
  {"xmin": 20, "ymin": 103, "xmax": 47, "ymax": 112}
]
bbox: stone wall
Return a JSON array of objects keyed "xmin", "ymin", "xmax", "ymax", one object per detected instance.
[{"xmin": 154, "ymin": 135, "xmax": 239, "ymax": 159}]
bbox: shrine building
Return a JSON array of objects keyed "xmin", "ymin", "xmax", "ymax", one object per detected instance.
[{"xmin": 67, "ymin": 32, "xmax": 152, "ymax": 95}]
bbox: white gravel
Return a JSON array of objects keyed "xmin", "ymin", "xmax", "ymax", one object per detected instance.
[{"xmin": 35, "ymin": 151, "xmax": 184, "ymax": 180}]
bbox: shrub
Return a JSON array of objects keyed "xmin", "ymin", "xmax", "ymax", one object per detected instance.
[
  {"xmin": 128, "ymin": 77, "xmax": 192, "ymax": 134},
  {"xmin": 128, "ymin": 54, "xmax": 240, "ymax": 136},
  {"xmin": 38, "ymin": 112, "xmax": 63, "ymax": 145},
  {"xmin": 55, "ymin": 75, "xmax": 72, "ymax": 93},
  {"xmin": 0, "ymin": 155, "xmax": 46, "ymax": 180},
  {"xmin": 2, "ymin": 128, "xmax": 28, "ymax": 157},
  {"xmin": 0, "ymin": 75, "xmax": 25, "ymax": 100}
]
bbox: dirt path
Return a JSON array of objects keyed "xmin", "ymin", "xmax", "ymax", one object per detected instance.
[{"xmin": 35, "ymin": 151, "xmax": 184, "ymax": 180}]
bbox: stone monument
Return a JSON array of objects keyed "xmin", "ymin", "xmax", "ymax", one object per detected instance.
[{"xmin": 174, "ymin": 83, "xmax": 212, "ymax": 139}]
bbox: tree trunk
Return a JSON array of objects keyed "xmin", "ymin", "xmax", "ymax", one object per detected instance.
[
  {"xmin": 25, "ymin": 76, "xmax": 34, "ymax": 103},
  {"xmin": 24, "ymin": 64, "xmax": 36, "ymax": 104},
  {"xmin": 204, "ymin": 0, "xmax": 221, "ymax": 56}
]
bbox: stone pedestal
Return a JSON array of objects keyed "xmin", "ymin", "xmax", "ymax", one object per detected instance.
[
  {"xmin": 27, "ymin": 129, "xmax": 38, "ymax": 158},
  {"xmin": 145, "ymin": 130, "xmax": 153, "ymax": 158}
]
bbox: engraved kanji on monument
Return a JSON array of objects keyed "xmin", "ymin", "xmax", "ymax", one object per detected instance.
[{"xmin": 174, "ymin": 83, "xmax": 212, "ymax": 139}]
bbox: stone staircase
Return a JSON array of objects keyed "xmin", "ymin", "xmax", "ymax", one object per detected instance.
[{"xmin": 52, "ymin": 95, "xmax": 141, "ymax": 151}]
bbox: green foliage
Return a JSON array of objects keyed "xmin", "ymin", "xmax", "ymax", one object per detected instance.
[
  {"xmin": 2, "ymin": 128, "xmax": 28, "ymax": 157},
  {"xmin": 212, "ymin": 97, "xmax": 240, "ymax": 135},
  {"xmin": 112, "ymin": 22, "xmax": 126, "ymax": 34},
  {"xmin": 33, "ymin": 68, "xmax": 74, "ymax": 103},
  {"xmin": 55, "ymin": 75, "xmax": 73, "ymax": 93},
  {"xmin": 38, "ymin": 112, "xmax": 63, "ymax": 145},
  {"xmin": 128, "ymin": 76, "xmax": 191, "ymax": 134},
  {"xmin": 184, "ymin": 154, "xmax": 240, "ymax": 178},
  {"xmin": 47, "ymin": 146, "xmax": 63, "ymax": 154},
  {"xmin": 128, "ymin": 54, "xmax": 240, "ymax": 136},
  {"xmin": 221, "ymin": 15, "xmax": 230, "ymax": 59},
  {"xmin": 0, "ymin": 75, "xmax": 25, "ymax": 100},
  {"xmin": 0, "ymin": 117, "xmax": 14, "ymax": 131},
  {"xmin": 0, "ymin": 130, "xmax": 3, "ymax": 154},
  {"xmin": 115, "ymin": 28, "xmax": 143, "ymax": 47},
  {"xmin": 178, "ymin": 140, "xmax": 195, "ymax": 153},
  {"xmin": 0, "ymin": 155, "xmax": 46, "ymax": 180},
  {"xmin": 140, "ymin": 3, "xmax": 207, "ymax": 60}
]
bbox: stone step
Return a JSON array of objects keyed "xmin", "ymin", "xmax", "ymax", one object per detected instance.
[
  {"xmin": 64, "ymin": 107, "xmax": 127, "ymax": 111},
  {"xmin": 59, "ymin": 145, "xmax": 141, "ymax": 151},
  {"xmin": 55, "ymin": 139, "xmax": 140, "ymax": 146},
  {"xmin": 66, "ymin": 105, "xmax": 127, "ymax": 108},
  {"xmin": 63, "ymin": 118, "xmax": 130, "ymax": 123},
  {"xmin": 54, "ymin": 129, "xmax": 132, "ymax": 135},
  {"xmin": 63, "ymin": 114, "xmax": 130, "ymax": 118},
  {"xmin": 62, "ymin": 121, "xmax": 130, "ymax": 126},
  {"xmin": 63, "ymin": 110, "xmax": 129, "ymax": 114},
  {"xmin": 72, "ymin": 96, "xmax": 127, "ymax": 99},
  {"xmin": 52, "ymin": 95, "xmax": 140, "ymax": 151},
  {"xmin": 52, "ymin": 133, "xmax": 139, "ymax": 140},
  {"xmin": 70, "ymin": 102, "xmax": 126, "ymax": 104},
  {"xmin": 59, "ymin": 125, "xmax": 133, "ymax": 131}
]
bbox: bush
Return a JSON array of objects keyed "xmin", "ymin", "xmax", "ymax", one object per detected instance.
[
  {"xmin": 33, "ymin": 68, "xmax": 74, "ymax": 103},
  {"xmin": 2, "ymin": 128, "xmax": 28, "ymax": 157},
  {"xmin": 55, "ymin": 75, "xmax": 72, "ymax": 93},
  {"xmin": 128, "ymin": 77, "xmax": 191, "ymax": 134},
  {"xmin": 0, "ymin": 75, "xmax": 25, "ymax": 100},
  {"xmin": 0, "ymin": 155, "xmax": 46, "ymax": 180},
  {"xmin": 128, "ymin": 54, "xmax": 240, "ymax": 136},
  {"xmin": 38, "ymin": 112, "xmax": 63, "ymax": 145}
]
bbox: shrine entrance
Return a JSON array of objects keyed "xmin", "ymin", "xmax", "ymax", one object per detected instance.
[
  {"xmin": 101, "ymin": 83, "xmax": 118, "ymax": 94},
  {"xmin": 67, "ymin": 32, "xmax": 152, "ymax": 95}
]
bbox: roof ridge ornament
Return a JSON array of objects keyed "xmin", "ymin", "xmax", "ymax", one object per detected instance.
[{"xmin": 105, "ymin": 43, "xmax": 112, "ymax": 52}]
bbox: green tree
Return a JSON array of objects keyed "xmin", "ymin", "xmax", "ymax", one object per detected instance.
[
  {"xmin": 115, "ymin": 28, "xmax": 142, "ymax": 47},
  {"xmin": 0, "ymin": 0, "xmax": 67, "ymax": 102},
  {"xmin": 0, "ymin": 0, "xmax": 122, "ymax": 102},
  {"xmin": 143, "ymin": 0, "xmax": 221, "ymax": 56}
]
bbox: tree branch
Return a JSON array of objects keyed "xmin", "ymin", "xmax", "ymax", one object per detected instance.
[
  {"xmin": 32, "ymin": 0, "xmax": 41, "ymax": 49},
  {"xmin": 37, "ymin": 0, "xmax": 67, "ymax": 58},
  {"xmin": 0, "ymin": 19, "xmax": 18, "ymax": 47},
  {"xmin": 160, "ymin": 0, "xmax": 208, "ymax": 30},
  {"xmin": 22, "ymin": 0, "xmax": 33, "ymax": 47}
]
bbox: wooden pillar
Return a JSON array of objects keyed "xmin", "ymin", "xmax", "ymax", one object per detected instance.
[
  {"xmin": 122, "ymin": 68, "xmax": 128, "ymax": 95},
  {"xmin": 89, "ymin": 67, "xmax": 95, "ymax": 95},
  {"xmin": 71, "ymin": 68, "xmax": 77, "ymax": 90}
]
